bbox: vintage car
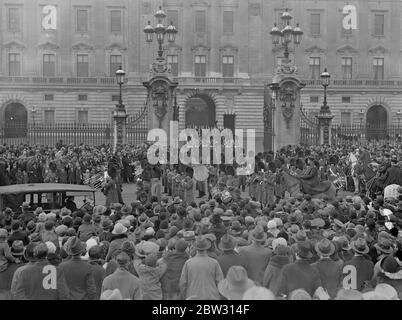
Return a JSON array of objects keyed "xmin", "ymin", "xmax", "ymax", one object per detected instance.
[{"xmin": 0, "ymin": 183, "xmax": 96, "ymax": 212}]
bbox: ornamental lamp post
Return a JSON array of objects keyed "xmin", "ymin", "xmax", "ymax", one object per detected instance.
[
  {"xmin": 113, "ymin": 66, "xmax": 127, "ymax": 153},
  {"xmin": 320, "ymin": 68, "xmax": 330, "ymax": 113},
  {"xmin": 144, "ymin": 6, "xmax": 177, "ymax": 58},
  {"xmin": 270, "ymin": 8, "xmax": 303, "ymax": 61},
  {"xmin": 31, "ymin": 106, "xmax": 37, "ymax": 144},
  {"xmin": 315, "ymin": 68, "xmax": 334, "ymax": 145}
]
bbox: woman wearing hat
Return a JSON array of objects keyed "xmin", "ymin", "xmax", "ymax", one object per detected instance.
[
  {"xmin": 105, "ymin": 223, "xmax": 129, "ymax": 262},
  {"xmin": 179, "ymin": 236, "xmax": 224, "ymax": 300},
  {"xmin": 263, "ymin": 238, "xmax": 290, "ymax": 293}
]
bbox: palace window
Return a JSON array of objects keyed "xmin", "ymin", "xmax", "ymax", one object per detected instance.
[
  {"xmin": 77, "ymin": 54, "xmax": 89, "ymax": 77},
  {"xmin": 167, "ymin": 55, "xmax": 178, "ymax": 77},
  {"xmin": 223, "ymin": 11, "xmax": 234, "ymax": 33},
  {"xmin": 110, "ymin": 10, "xmax": 122, "ymax": 33},
  {"xmin": 110, "ymin": 55, "xmax": 122, "ymax": 77},
  {"xmin": 8, "ymin": 7, "xmax": 21, "ymax": 32},
  {"xmin": 309, "ymin": 57, "xmax": 321, "ymax": 79},
  {"xmin": 9, "ymin": 53, "xmax": 21, "ymax": 76},
  {"xmin": 43, "ymin": 54, "xmax": 56, "ymax": 77},
  {"xmin": 374, "ymin": 14, "xmax": 385, "ymax": 36},
  {"xmin": 373, "ymin": 57, "xmax": 384, "ymax": 80},
  {"xmin": 310, "ymin": 13, "xmax": 321, "ymax": 35},
  {"xmin": 76, "ymin": 9, "xmax": 88, "ymax": 33},
  {"xmin": 341, "ymin": 57, "xmax": 353, "ymax": 80},
  {"xmin": 195, "ymin": 11, "xmax": 206, "ymax": 33},
  {"xmin": 194, "ymin": 55, "xmax": 206, "ymax": 77}
]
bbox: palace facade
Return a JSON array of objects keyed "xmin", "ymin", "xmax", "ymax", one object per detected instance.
[{"xmin": 0, "ymin": 0, "xmax": 401, "ymax": 150}]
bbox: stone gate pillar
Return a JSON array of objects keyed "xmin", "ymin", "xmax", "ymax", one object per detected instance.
[
  {"xmin": 269, "ymin": 68, "xmax": 305, "ymax": 151},
  {"xmin": 143, "ymin": 56, "xmax": 178, "ymax": 144}
]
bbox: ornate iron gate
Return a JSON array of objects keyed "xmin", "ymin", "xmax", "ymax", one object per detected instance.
[
  {"xmin": 300, "ymin": 107, "xmax": 320, "ymax": 146},
  {"xmin": 126, "ymin": 103, "xmax": 148, "ymax": 145}
]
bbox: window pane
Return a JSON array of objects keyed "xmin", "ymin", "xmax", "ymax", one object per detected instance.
[
  {"xmin": 195, "ymin": 55, "xmax": 206, "ymax": 77},
  {"xmin": 9, "ymin": 53, "xmax": 21, "ymax": 76},
  {"xmin": 110, "ymin": 10, "xmax": 122, "ymax": 32},
  {"xmin": 167, "ymin": 55, "xmax": 178, "ymax": 76},
  {"xmin": 8, "ymin": 8, "xmax": 20, "ymax": 32},
  {"xmin": 374, "ymin": 14, "xmax": 384, "ymax": 36},
  {"xmin": 77, "ymin": 55, "xmax": 89, "ymax": 77},
  {"xmin": 78, "ymin": 110, "xmax": 88, "ymax": 124},
  {"xmin": 309, "ymin": 57, "xmax": 320, "ymax": 79},
  {"xmin": 341, "ymin": 112, "xmax": 351, "ymax": 125},
  {"xmin": 223, "ymin": 11, "xmax": 234, "ymax": 33},
  {"xmin": 310, "ymin": 13, "xmax": 320, "ymax": 35},
  {"xmin": 110, "ymin": 55, "xmax": 122, "ymax": 77},
  {"xmin": 167, "ymin": 10, "xmax": 179, "ymax": 28},
  {"xmin": 195, "ymin": 11, "xmax": 206, "ymax": 33},
  {"xmin": 43, "ymin": 54, "xmax": 55, "ymax": 77},
  {"xmin": 77, "ymin": 9, "xmax": 88, "ymax": 32},
  {"xmin": 44, "ymin": 110, "xmax": 55, "ymax": 124}
]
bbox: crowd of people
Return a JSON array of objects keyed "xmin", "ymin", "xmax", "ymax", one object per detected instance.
[{"xmin": 0, "ymin": 141, "xmax": 402, "ymax": 300}]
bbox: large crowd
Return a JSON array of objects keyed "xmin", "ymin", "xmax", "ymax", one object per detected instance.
[{"xmin": 0, "ymin": 141, "xmax": 402, "ymax": 300}]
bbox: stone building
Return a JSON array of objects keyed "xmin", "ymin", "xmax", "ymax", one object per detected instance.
[{"xmin": 0, "ymin": 0, "xmax": 401, "ymax": 151}]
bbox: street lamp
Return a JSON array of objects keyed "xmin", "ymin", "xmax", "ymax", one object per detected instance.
[
  {"xmin": 144, "ymin": 6, "xmax": 177, "ymax": 58},
  {"xmin": 270, "ymin": 8, "xmax": 303, "ymax": 61},
  {"xmin": 113, "ymin": 66, "xmax": 127, "ymax": 153},
  {"xmin": 320, "ymin": 68, "xmax": 330, "ymax": 113},
  {"xmin": 115, "ymin": 66, "xmax": 125, "ymax": 111}
]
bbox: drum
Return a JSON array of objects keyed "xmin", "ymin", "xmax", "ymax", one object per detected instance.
[{"xmin": 194, "ymin": 165, "xmax": 209, "ymax": 182}]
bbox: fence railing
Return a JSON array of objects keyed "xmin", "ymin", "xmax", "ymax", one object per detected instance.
[
  {"xmin": 331, "ymin": 124, "xmax": 402, "ymax": 146},
  {"xmin": 0, "ymin": 123, "xmax": 113, "ymax": 146}
]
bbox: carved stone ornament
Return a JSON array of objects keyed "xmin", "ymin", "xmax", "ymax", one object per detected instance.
[
  {"xmin": 275, "ymin": 59, "xmax": 298, "ymax": 75},
  {"xmin": 151, "ymin": 81, "xmax": 169, "ymax": 126},
  {"xmin": 150, "ymin": 57, "xmax": 171, "ymax": 76},
  {"xmin": 279, "ymin": 83, "xmax": 297, "ymax": 127}
]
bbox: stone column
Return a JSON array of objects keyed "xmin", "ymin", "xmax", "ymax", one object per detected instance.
[
  {"xmin": 316, "ymin": 112, "xmax": 334, "ymax": 145},
  {"xmin": 143, "ymin": 56, "xmax": 178, "ymax": 144},
  {"xmin": 270, "ymin": 70, "xmax": 305, "ymax": 150},
  {"xmin": 113, "ymin": 111, "xmax": 127, "ymax": 152}
]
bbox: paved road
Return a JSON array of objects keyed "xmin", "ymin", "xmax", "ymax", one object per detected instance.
[{"xmin": 88, "ymin": 183, "xmax": 352, "ymax": 207}]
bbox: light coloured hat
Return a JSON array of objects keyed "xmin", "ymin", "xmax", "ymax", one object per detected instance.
[
  {"xmin": 267, "ymin": 220, "xmax": 277, "ymax": 230},
  {"xmin": 38, "ymin": 212, "xmax": 47, "ymax": 222},
  {"xmin": 144, "ymin": 227, "xmax": 155, "ymax": 237},
  {"xmin": 242, "ymin": 286, "xmax": 275, "ymax": 300},
  {"xmin": 218, "ymin": 266, "xmax": 255, "ymax": 300},
  {"xmin": 272, "ymin": 237, "xmax": 287, "ymax": 251},
  {"xmin": 112, "ymin": 223, "xmax": 128, "ymax": 235}
]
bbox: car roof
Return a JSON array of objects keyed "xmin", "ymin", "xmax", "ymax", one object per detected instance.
[{"xmin": 0, "ymin": 183, "xmax": 96, "ymax": 195}]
